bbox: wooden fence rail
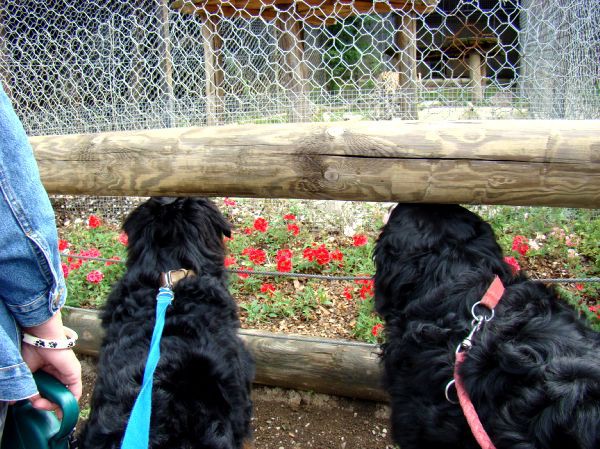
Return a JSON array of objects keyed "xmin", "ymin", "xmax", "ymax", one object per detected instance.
[
  {"xmin": 31, "ymin": 120, "xmax": 600, "ymax": 208},
  {"xmin": 63, "ymin": 307, "xmax": 388, "ymax": 402}
]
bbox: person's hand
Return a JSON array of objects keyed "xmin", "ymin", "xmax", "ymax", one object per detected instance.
[{"xmin": 21, "ymin": 312, "xmax": 82, "ymax": 417}]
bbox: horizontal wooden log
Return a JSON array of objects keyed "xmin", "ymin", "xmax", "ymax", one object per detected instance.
[
  {"xmin": 62, "ymin": 307, "xmax": 387, "ymax": 402},
  {"xmin": 31, "ymin": 120, "xmax": 600, "ymax": 208},
  {"xmin": 172, "ymin": 0, "xmax": 439, "ymax": 21}
]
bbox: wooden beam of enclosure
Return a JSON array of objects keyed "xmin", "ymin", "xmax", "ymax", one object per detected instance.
[
  {"xmin": 394, "ymin": 12, "xmax": 418, "ymax": 119},
  {"xmin": 63, "ymin": 307, "xmax": 387, "ymax": 402},
  {"xmin": 31, "ymin": 120, "xmax": 600, "ymax": 208}
]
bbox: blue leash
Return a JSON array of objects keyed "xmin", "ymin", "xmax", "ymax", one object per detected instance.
[{"xmin": 120, "ymin": 287, "xmax": 174, "ymax": 449}]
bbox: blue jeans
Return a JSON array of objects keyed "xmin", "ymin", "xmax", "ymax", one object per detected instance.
[{"xmin": 0, "ymin": 82, "xmax": 67, "ymax": 410}]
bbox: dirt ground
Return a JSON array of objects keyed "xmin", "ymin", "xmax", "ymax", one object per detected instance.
[{"xmin": 78, "ymin": 357, "xmax": 396, "ymax": 449}]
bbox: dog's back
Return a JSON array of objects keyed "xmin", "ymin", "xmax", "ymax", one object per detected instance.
[
  {"xmin": 80, "ymin": 197, "xmax": 254, "ymax": 449},
  {"xmin": 374, "ymin": 203, "xmax": 600, "ymax": 449}
]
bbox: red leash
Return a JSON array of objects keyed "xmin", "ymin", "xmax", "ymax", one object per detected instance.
[{"xmin": 450, "ymin": 276, "xmax": 505, "ymax": 449}]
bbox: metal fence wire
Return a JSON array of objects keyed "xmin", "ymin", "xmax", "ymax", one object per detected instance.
[{"xmin": 0, "ymin": 0, "xmax": 598, "ymax": 139}]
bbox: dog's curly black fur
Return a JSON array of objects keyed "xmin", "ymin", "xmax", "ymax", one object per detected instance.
[
  {"xmin": 80, "ymin": 197, "xmax": 255, "ymax": 449},
  {"xmin": 374, "ymin": 203, "xmax": 600, "ymax": 449}
]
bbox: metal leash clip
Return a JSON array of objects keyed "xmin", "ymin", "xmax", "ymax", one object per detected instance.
[{"xmin": 446, "ymin": 301, "xmax": 495, "ymax": 405}]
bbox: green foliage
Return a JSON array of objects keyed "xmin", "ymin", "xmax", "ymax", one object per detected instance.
[
  {"xmin": 573, "ymin": 210, "xmax": 600, "ymax": 273},
  {"xmin": 323, "ymin": 15, "xmax": 384, "ymax": 92},
  {"xmin": 352, "ymin": 296, "xmax": 384, "ymax": 344},
  {"xmin": 59, "ymin": 220, "xmax": 127, "ymax": 308},
  {"xmin": 473, "ymin": 205, "xmax": 599, "ymax": 324},
  {"xmin": 64, "ymin": 260, "xmax": 125, "ymax": 308}
]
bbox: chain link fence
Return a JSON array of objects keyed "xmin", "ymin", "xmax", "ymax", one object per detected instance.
[{"xmin": 0, "ymin": 0, "xmax": 598, "ymax": 220}]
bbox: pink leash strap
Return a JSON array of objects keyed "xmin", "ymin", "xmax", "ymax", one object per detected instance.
[
  {"xmin": 453, "ymin": 275, "xmax": 505, "ymax": 449},
  {"xmin": 454, "ymin": 351, "xmax": 497, "ymax": 449}
]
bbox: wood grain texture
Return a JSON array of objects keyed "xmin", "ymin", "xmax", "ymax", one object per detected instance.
[
  {"xmin": 240, "ymin": 328, "xmax": 385, "ymax": 401},
  {"xmin": 393, "ymin": 12, "xmax": 418, "ymax": 119},
  {"xmin": 62, "ymin": 307, "xmax": 387, "ymax": 402},
  {"xmin": 30, "ymin": 120, "xmax": 600, "ymax": 208},
  {"xmin": 202, "ymin": 14, "xmax": 225, "ymax": 126},
  {"xmin": 276, "ymin": 10, "xmax": 311, "ymax": 122}
]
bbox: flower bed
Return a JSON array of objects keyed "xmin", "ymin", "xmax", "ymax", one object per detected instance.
[{"xmin": 57, "ymin": 199, "xmax": 600, "ymax": 342}]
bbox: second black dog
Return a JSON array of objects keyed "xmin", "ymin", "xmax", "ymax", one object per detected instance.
[
  {"xmin": 374, "ymin": 203, "xmax": 600, "ymax": 449},
  {"xmin": 80, "ymin": 197, "xmax": 255, "ymax": 449}
]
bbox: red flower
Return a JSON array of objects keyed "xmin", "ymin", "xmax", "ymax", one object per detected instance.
[
  {"xmin": 245, "ymin": 248, "xmax": 266, "ymax": 265},
  {"xmin": 252, "ymin": 249, "xmax": 267, "ymax": 265},
  {"xmin": 105, "ymin": 256, "xmax": 121, "ymax": 266},
  {"xmin": 260, "ymin": 283, "xmax": 276, "ymax": 296},
  {"xmin": 223, "ymin": 197, "xmax": 237, "ymax": 206},
  {"xmin": 237, "ymin": 267, "xmax": 253, "ymax": 280},
  {"xmin": 277, "ymin": 257, "xmax": 292, "ymax": 273},
  {"xmin": 314, "ymin": 244, "xmax": 331, "ymax": 266},
  {"xmin": 68, "ymin": 257, "xmax": 82, "ymax": 271},
  {"xmin": 331, "ymin": 250, "xmax": 344, "ymax": 262},
  {"xmin": 118, "ymin": 232, "xmax": 128, "ymax": 246},
  {"xmin": 303, "ymin": 247, "xmax": 315, "ymax": 262},
  {"xmin": 276, "ymin": 249, "xmax": 293, "ymax": 272},
  {"xmin": 512, "ymin": 235, "xmax": 525, "ymax": 249},
  {"xmin": 512, "ymin": 235, "xmax": 529, "ymax": 256},
  {"xmin": 86, "ymin": 270, "xmax": 104, "ymax": 284},
  {"xmin": 58, "ymin": 239, "xmax": 69, "ymax": 252},
  {"xmin": 287, "ymin": 223, "xmax": 300, "ymax": 236},
  {"xmin": 354, "ymin": 276, "xmax": 373, "ymax": 285},
  {"xmin": 224, "ymin": 256, "xmax": 237, "ymax": 267},
  {"xmin": 277, "ymin": 249, "xmax": 293, "ymax": 260},
  {"xmin": 503, "ymin": 256, "xmax": 521, "ymax": 274},
  {"xmin": 352, "ymin": 234, "xmax": 368, "ymax": 247},
  {"xmin": 243, "ymin": 227, "xmax": 253, "ymax": 235},
  {"xmin": 80, "ymin": 248, "xmax": 101, "ymax": 259},
  {"xmin": 283, "ymin": 214, "xmax": 297, "ymax": 221},
  {"xmin": 359, "ymin": 280, "xmax": 375, "ymax": 300},
  {"xmin": 88, "ymin": 214, "xmax": 101, "ymax": 229},
  {"xmin": 61, "ymin": 263, "xmax": 70, "ymax": 279},
  {"xmin": 575, "ymin": 283, "xmax": 584, "ymax": 291},
  {"xmin": 254, "ymin": 218, "xmax": 268, "ymax": 233},
  {"xmin": 342, "ymin": 287, "xmax": 353, "ymax": 301},
  {"xmin": 371, "ymin": 323, "xmax": 384, "ymax": 337}
]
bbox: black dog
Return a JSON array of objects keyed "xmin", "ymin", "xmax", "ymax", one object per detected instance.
[
  {"xmin": 374, "ymin": 203, "xmax": 600, "ymax": 449},
  {"xmin": 80, "ymin": 197, "xmax": 255, "ymax": 449}
]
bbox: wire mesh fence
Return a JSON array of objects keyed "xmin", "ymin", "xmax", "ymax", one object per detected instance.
[
  {"xmin": 2, "ymin": 1, "xmax": 598, "ymax": 218},
  {"xmin": 0, "ymin": 0, "xmax": 598, "ymax": 139}
]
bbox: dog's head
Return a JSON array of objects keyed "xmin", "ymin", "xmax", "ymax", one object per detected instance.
[
  {"xmin": 122, "ymin": 197, "xmax": 232, "ymax": 280},
  {"xmin": 374, "ymin": 203, "xmax": 512, "ymax": 318}
]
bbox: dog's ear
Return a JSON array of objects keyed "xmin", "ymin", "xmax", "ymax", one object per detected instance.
[
  {"xmin": 191, "ymin": 198, "xmax": 232, "ymax": 239},
  {"xmin": 122, "ymin": 197, "xmax": 161, "ymax": 243},
  {"xmin": 373, "ymin": 223, "xmax": 424, "ymax": 318}
]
